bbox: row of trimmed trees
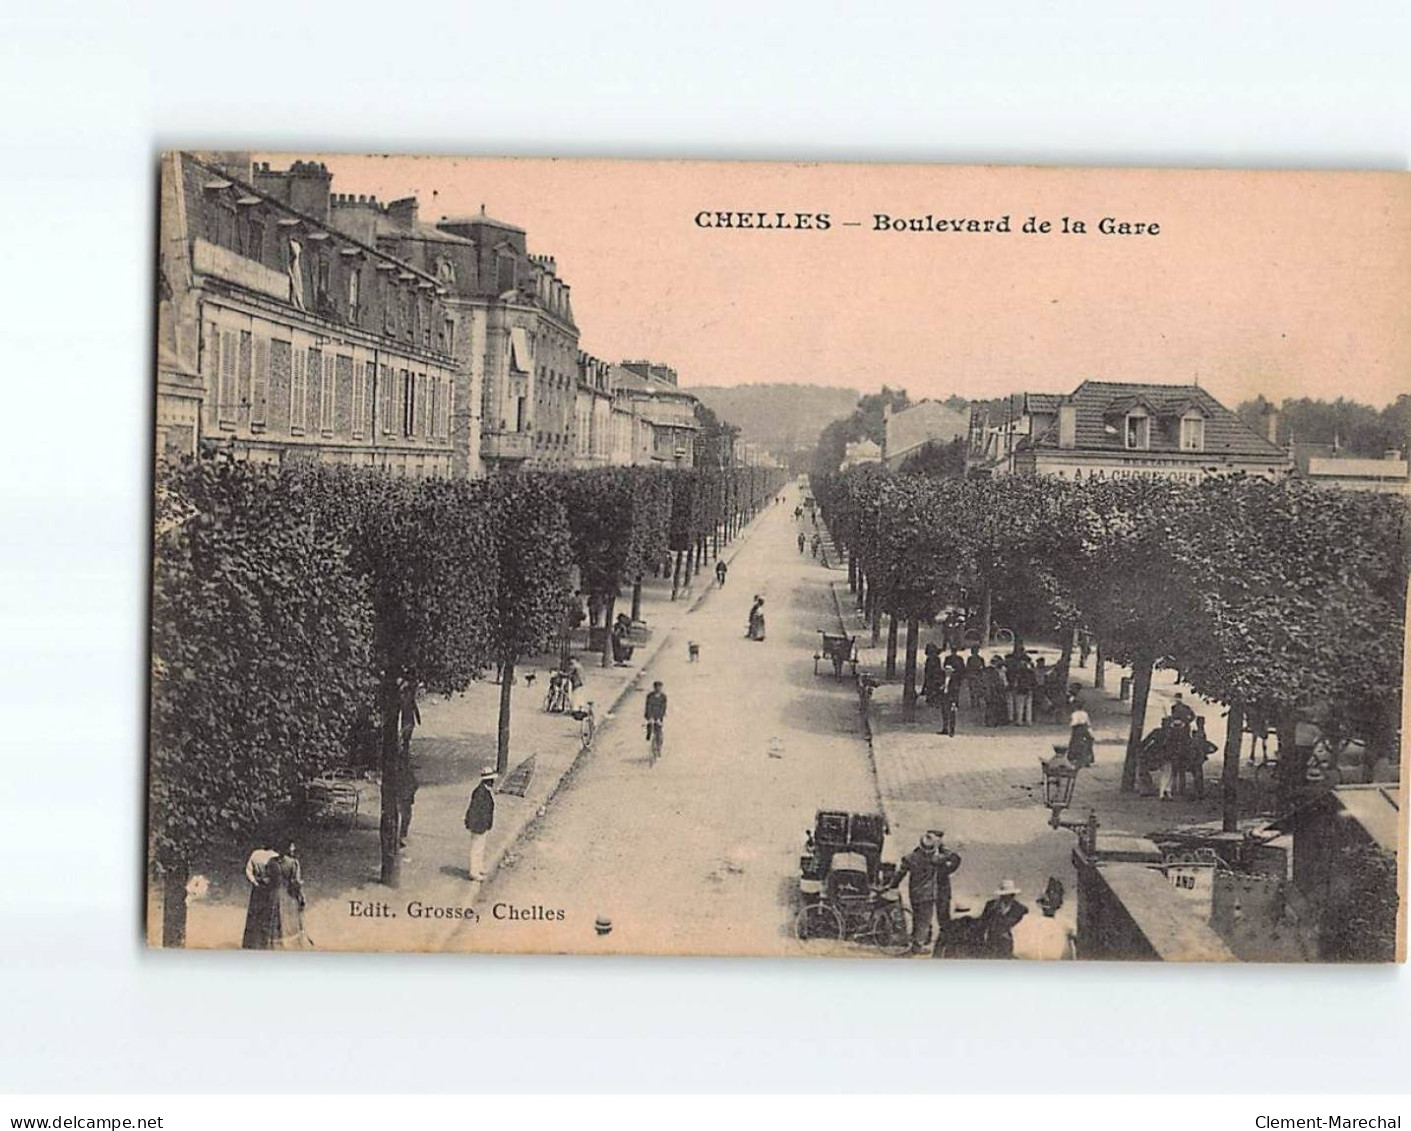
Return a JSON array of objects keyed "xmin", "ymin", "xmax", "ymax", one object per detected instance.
[
  {"xmin": 813, "ymin": 467, "xmax": 1407, "ymax": 830},
  {"xmin": 151, "ymin": 457, "xmax": 784, "ymax": 945}
]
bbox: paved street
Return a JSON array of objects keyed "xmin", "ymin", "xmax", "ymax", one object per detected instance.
[
  {"xmin": 178, "ymin": 484, "xmax": 1296, "ymax": 959},
  {"xmin": 459, "ymin": 486, "xmax": 878, "ymax": 956}
]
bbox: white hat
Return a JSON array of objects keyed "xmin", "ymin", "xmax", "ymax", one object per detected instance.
[
  {"xmin": 480, "ymin": 767, "xmax": 498, "ymax": 780},
  {"xmin": 995, "ymin": 879, "xmax": 1021, "ymax": 897}
]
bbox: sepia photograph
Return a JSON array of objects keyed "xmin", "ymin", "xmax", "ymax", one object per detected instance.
[{"xmin": 149, "ymin": 151, "xmax": 1408, "ymax": 963}]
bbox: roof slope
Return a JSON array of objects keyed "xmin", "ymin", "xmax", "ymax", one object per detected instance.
[{"xmin": 1028, "ymin": 380, "xmax": 1285, "ymax": 458}]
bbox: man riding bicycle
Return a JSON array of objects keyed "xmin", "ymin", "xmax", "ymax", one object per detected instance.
[{"xmin": 644, "ymin": 680, "xmax": 668, "ymax": 761}]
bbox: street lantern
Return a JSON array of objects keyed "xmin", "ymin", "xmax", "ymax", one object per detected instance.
[
  {"xmin": 1040, "ymin": 754, "xmax": 1080, "ymax": 814},
  {"xmin": 1040, "ymin": 752, "xmax": 1100, "ymax": 855}
]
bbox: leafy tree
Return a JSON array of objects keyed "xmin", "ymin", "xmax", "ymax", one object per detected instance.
[
  {"xmin": 488, "ymin": 475, "xmax": 573, "ymax": 775},
  {"xmin": 150, "ymin": 459, "xmax": 375, "ymax": 944},
  {"xmin": 342, "ymin": 471, "xmax": 499, "ymax": 885},
  {"xmin": 897, "ymin": 438, "xmax": 968, "ymax": 480},
  {"xmin": 561, "ymin": 468, "xmax": 671, "ymax": 666}
]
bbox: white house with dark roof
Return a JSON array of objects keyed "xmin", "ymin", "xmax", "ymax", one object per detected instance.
[{"xmin": 1011, "ymin": 380, "xmax": 1292, "ymax": 482}]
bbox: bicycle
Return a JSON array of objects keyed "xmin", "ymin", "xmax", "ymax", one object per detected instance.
[
  {"xmin": 570, "ymin": 701, "xmax": 596, "ymax": 749},
  {"xmin": 645, "ymin": 718, "xmax": 664, "ymax": 765},
  {"xmin": 795, "ymin": 889, "xmax": 912, "ymax": 957}
]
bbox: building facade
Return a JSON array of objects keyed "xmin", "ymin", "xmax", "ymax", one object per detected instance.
[
  {"xmin": 1008, "ymin": 381, "xmax": 1292, "ymax": 482},
  {"xmin": 882, "ymin": 399, "xmax": 969, "ymax": 470},
  {"xmin": 613, "ymin": 362, "xmax": 700, "ymax": 468},
  {"xmin": 573, "ymin": 353, "xmax": 616, "ymax": 468},
  {"xmin": 157, "ymin": 153, "xmax": 458, "ymax": 477}
]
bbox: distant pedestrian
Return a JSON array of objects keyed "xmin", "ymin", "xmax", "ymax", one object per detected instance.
[
  {"xmin": 1168, "ymin": 694, "xmax": 1195, "ymax": 797},
  {"xmin": 465, "ymin": 768, "xmax": 497, "ymax": 881},
  {"xmin": 398, "ymin": 679, "xmax": 420, "ymax": 756},
  {"xmin": 984, "ymin": 656, "xmax": 1008, "ymax": 727},
  {"xmin": 810, "ymin": 533, "xmax": 821, "ymax": 559},
  {"xmin": 1011, "ymin": 656, "xmax": 1036, "ymax": 727},
  {"xmin": 921, "ymin": 643, "xmax": 945, "ymax": 709},
  {"xmin": 715, "ymin": 559, "xmax": 728, "ymax": 587},
  {"xmin": 797, "ymin": 532, "xmax": 806, "ymax": 555},
  {"xmin": 891, "ymin": 831, "xmax": 962, "ymax": 954},
  {"xmin": 1077, "ymin": 630, "xmax": 1093, "ymax": 668},
  {"xmin": 964, "ymin": 646, "xmax": 986, "ymax": 712},
  {"xmin": 1066, "ymin": 702, "xmax": 1095, "ymax": 767},
  {"xmin": 566, "ymin": 655, "xmax": 586, "ymax": 707},
  {"xmin": 1187, "ymin": 716, "xmax": 1216, "ymax": 801},
  {"xmin": 1033, "ymin": 658, "xmax": 1052, "ymax": 716},
  {"xmin": 1245, "ymin": 707, "xmax": 1271, "ymax": 765},
  {"xmin": 979, "ymin": 879, "xmax": 1028, "ymax": 958},
  {"xmin": 940, "ymin": 665, "xmax": 960, "ymax": 737},
  {"xmin": 747, "ymin": 595, "xmax": 766, "ymax": 641},
  {"xmin": 242, "ymin": 838, "xmax": 309, "ymax": 950},
  {"xmin": 397, "ymin": 758, "xmax": 418, "ymax": 847},
  {"xmin": 943, "ymin": 643, "xmax": 967, "ymax": 706}
]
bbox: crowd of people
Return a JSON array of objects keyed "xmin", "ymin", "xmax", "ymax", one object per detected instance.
[{"xmin": 919, "ymin": 640, "xmax": 1073, "ymax": 736}]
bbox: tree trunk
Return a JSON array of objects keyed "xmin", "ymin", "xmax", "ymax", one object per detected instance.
[
  {"xmin": 1093, "ymin": 638, "xmax": 1105, "ymax": 690},
  {"xmin": 1120, "ymin": 650, "xmax": 1155, "ymax": 793},
  {"xmin": 378, "ymin": 675, "xmax": 403, "ymax": 885},
  {"xmin": 670, "ymin": 550, "xmax": 682, "ymax": 600},
  {"xmin": 601, "ymin": 592, "xmax": 617, "ymax": 668},
  {"xmin": 682, "ymin": 544, "xmax": 694, "ymax": 588},
  {"xmin": 1222, "ymin": 701, "xmax": 1244, "ymax": 833},
  {"xmin": 848, "ymin": 553, "xmax": 857, "ymax": 592},
  {"xmin": 903, "ymin": 618, "xmax": 920, "ymax": 717},
  {"xmin": 496, "ymin": 656, "xmax": 515, "ymax": 775},
  {"xmin": 1275, "ymin": 709, "xmax": 1300, "ymax": 811},
  {"xmin": 870, "ymin": 590, "xmax": 882, "ymax": 647},
  {"xmin": 980, "ymin": 583, "xmax": 993, "ymax": 646},
  {"xmin": 1056, "ymin": 622, "xmax": 1075, "ymax": 693},
  {"xmin": 885, "ymin": 615, "xmax": 899, "ymax": 679},
  {"xmin": 630, "ymin": 576, "xmax": 643, "ymax": 622},
  {"xmin": 160, "ymin": 860, "xmax": 189, "ymax": 948},
  {"xmin": 713, "ymin": 524, "xmax": 720, "ymax": 557}
]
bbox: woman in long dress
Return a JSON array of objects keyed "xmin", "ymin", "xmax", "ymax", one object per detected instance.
[{"xmin": 241, "ymin": 840, "xmax": 310, "ymax": 950}]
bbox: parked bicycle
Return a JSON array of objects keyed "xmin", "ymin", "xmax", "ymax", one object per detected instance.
[
  {"xmin": 646, "ymin": 718, "xmax": 664, "ymax": 764},
  {"xmin": 570, "ymin": 701, "xmax": 596, "ymax": 750}
]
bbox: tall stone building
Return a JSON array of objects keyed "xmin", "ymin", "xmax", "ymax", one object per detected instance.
[
  {"xmin": 434, "ymin": 215, "xmax": 578, "ymax": 474},
  {"xmin": 156, "ymin": 152, "xmax": 458, "ymax": 476},
  {"xmin": 328, "ymin": 198, "xmax": 581, "ymax": 475}
]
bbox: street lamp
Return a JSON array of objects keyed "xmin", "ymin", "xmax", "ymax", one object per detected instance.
[{"xmin": 1040, "ymin": 751, "xmax": 1099, "ymax": 855}]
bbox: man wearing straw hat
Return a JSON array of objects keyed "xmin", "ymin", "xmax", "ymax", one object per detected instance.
[
  {"xmin": 979, "ymin": 879, "xmax": 1029, "ymax": 958},
  {"xmin": 464, "ymin": 767, "xmax": 497, "ymax": 882}
]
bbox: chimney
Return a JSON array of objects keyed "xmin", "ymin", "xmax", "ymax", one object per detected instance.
[
  {"xmin": 1058, "ymin": 402, "xmax": 1077, "ymax": 449},
  {"xmin": 387, "ymin": 197, "xmax": 419, "ymax": 230},
  {"xmin": 1262, "ymin": 405, "xmax": 1280, "ymax": 445},
  {"xmin": 286, "ymin": 160, "xmax": 332, "ymax": 223}
]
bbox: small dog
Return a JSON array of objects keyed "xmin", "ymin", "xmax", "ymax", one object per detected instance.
[
  {"xmin": 688, "ymin": 641, "xmax": 700, "ymax": 663},
  {"xmin": 523, "ymin": 672, "xmax": 537, "ymax": 688}
]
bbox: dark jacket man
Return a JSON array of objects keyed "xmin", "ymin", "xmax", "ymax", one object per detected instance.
[
  {"xmin": 465, "ymin": 778, "xmax": 495, "ymax": 835},
  {"xmin": 894, "ymin": 835, "xmax": 962, "ymax": 950}
]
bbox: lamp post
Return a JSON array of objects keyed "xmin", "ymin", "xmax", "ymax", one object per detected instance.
[{"xmin": 1040, "ymin": 753, "xmax": 1099, "ymax": 856}]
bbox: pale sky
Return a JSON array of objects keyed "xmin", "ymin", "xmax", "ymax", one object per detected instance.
[{"xmin": 283, "ymin": 154, "xmax": 1411, "ymax": 409}]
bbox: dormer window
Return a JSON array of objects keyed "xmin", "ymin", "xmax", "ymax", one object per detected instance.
[
  {"xmin": 1180, "ymin": 412, "xmax": 1205, "ymax": 452},
  {"xmin": 1125, "ymin": 410, "xmax": 1149, "ymax": 451}
]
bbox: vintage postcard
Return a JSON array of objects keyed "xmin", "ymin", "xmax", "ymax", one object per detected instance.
[{"xmin": 150, "ymin": 152, "xmax": 1409, "ymax": 961}]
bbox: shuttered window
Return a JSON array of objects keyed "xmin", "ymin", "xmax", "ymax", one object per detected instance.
[
  {"xmin": 380, "ymin": 364, "xmax": 394, "ymax": 435},
  {"xmin": 290, "ymin": 348, "xmax": 307, "ymax": 432},
  {"xmin": 320, "ymin": 352, "xmax": 335, "ymax": 433},
  {"xmin": 251, "ymin": 337, "xmax": 269, "ymax": 427},
  {"xmin": 218, "ymin": 329, "xmax": 237, "ymax": 426}
]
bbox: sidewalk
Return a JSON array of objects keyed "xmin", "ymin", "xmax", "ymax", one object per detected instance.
[
  {"xmin": 180, "ymin": 521, "xmax": 766, "ymax": 951},
  {"xmin": 825, "ymin": 572, "xmax": 1265, "ymax": 936}
]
